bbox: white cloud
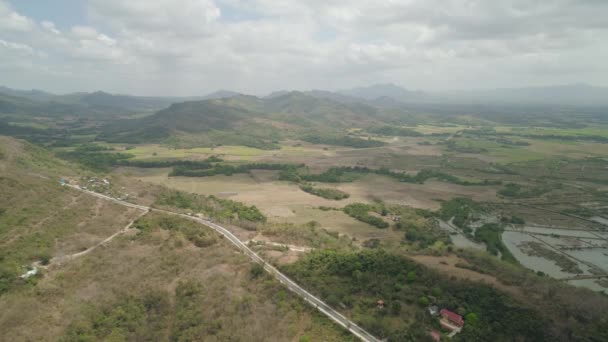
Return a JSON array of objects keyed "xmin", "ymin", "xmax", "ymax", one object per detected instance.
[
  {"xmin": 0, "ymin": 39, "xmax": 34, "ymax": 54},
  {"xmin": 0, "ymin": 0, "xmax": 607, "ymax": 94},
  {"xmin": 89, "ymin": 0, "xmax": 221, "ymax": 35},
  {"xmin": 0, "ymin": 1, "xmax": 34, "ymax": 31},
  {"xmin": 41, "ymin": 21, "xmax": 60, "ymax": 34}
]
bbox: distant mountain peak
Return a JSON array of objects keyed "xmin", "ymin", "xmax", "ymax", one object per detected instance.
[
  {"xmin": 201, "ymin": 90, "xmax": 241, "ymax": 100},
  {"xmin": 338, "ymin": 83, "xmax": 423, "ymax": 101}
]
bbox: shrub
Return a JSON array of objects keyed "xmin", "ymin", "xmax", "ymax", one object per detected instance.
[
  {"xmin": 343, "ymin": 203, "xmax": 389, "ymax": 229},
  {"xmin": 250, "ymin": 263, "xmax": 265, "ymax": 279},
  {"xmin": 299, "ymin": 184, "xmax": 350, "ymax": 200}
]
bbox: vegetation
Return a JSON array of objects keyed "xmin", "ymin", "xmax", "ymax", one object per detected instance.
[
  {"xmin": 134, "ymin": 213, "xmax": 218, "ymax": 248},
  {"xmin": 299, "ymin": 184, "xmax": 350, "ymax": 200},
  {"xmin": 294, "ymin": 166, "xmax": 500, "ymax": 186},
  {"xmin": 366, "ymin": 125, "xmax": 423, "ymax": 137},
  {"xmin": 62, "ymin": 274, "xmax": 353, "ymax": 341},
  {"xmin": 57, "ymin": 144, "xmax": 133, "ymax": 172},
  {"xmin": 498, "ymin": 182, "xmax": 552, "ymax": 198},
  {"xmin": 299, "ymin": 167, "xmax": 363, "ymax": 183},
  {"xmin": 402, "ymin": 225, "xmax": 443, "ymax": 249},
  {"xmin": 118, "ymin": 156, "xmax": 222, "ymax": 168},
  {"xmin": 259, "ymin": 221, "xmax": 353, "ymax": 250},
  {"xmin": 301, "ymin": 134, "xmax": 386, "ymax": 148},
  {"xmin": 283, "ymin": 249, "xmax": 550, "ymax": 341},
  {"xmin": 343, "ymin": 203, "xmax": 389, "ymax": 229},
  {"xmin": 438, "ymin": 197, "xmax": 483, "ymax": 232},
  {"xmin": 474, "ymin": 223, "xmax": 517, "ymax": 263},
  {"xmin": 155, "ymin": 190, "xmax": 266, "ymax": 227},
  {"xmin": 170, "ymin": 162, "xmax": 301, "ymax": 177},
  {"xmin": 63, "ymin": 291, "xmax": 170, "ymax": 341}
]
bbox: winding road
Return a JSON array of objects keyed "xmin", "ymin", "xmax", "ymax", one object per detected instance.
[{"xmin": 65, "ymin": 184, "xmax": 380, "ymax": 342}]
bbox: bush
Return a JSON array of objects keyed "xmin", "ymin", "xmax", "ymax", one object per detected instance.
[
  {"xmin": 367, "ymin": 125, "xmax": 423, "ymax": 137},
  {"xmin": 407, "ymin": 271, "xmax": 417, "ymax": 283},
  {"xmin": 155, "ymin": 190, "xmax": 266, "ymax": 225},
  {"xmin": 474, "ymin": 223, "xmax": 517, "ymax": 263},
  {"xmin": 301, "ymin": 134, "xmax": 386, "ymax": 148},
  {"xmin": 250, "ymin": 263, "xmax": 265, "ymax": 279},
  {"xmin": 498, "ymin": 183, "xmax": 550, "ymax": 198},
  {"xmin": 299, "ymin": 184, "xmax": 350, "ymax": 200},
  {"xmin": 38, "ymin": 253, "xmax": 51, "ymax": 266},
  {"xmin": 170, "ymin": 163, "xmax": 302, "ymax": 177},
  {"xmin": 343, "ymin": 203, "xmax": 389, "ymax": 229}
]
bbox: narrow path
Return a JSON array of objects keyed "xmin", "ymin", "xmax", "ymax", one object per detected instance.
[
  {"xmin": 48, "ymin": 210, "xmax": 146, "ymax": 267},
  {"xmin": 64, "ymin": 184, "xmax": 379, "ymax": 342},
  {"xmin": 246, "ymin": 239, "xmax": 314, "ymax": 253}
]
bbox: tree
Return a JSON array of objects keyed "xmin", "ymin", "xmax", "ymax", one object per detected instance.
[
  {"xmin": 390, "ymin": 301, "xmax": 402, "ymax": 315},
  {"xmin": 465, "ymin": 312, "xmax": 479, "ymax": 326},
  {"xmin": 418, "ymin": 296, "xmax": 429, "ymax": 307},
  {"xmin": 431, "ymin": 287, "xmax": 442, "ymax": 297},
  {"xmin": 250, "ymin": 263, "xmax": 265, "ymax": 279},
  {"xmin": 407, "ymin": 271, "xmax": 417, "ymax": 282}
]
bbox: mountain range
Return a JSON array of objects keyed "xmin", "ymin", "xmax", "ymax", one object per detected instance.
[
  {"xmin": 1, "ymin": 82, "xmax": 607, "ymax": 149},
  {"xmin": 2, "ymin": 82, "xmax": 608, "ymax": 112}
]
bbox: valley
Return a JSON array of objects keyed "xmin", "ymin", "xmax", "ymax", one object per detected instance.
[{"xmin": 1, "ymin": 87, "xmax": 608, "ymax": 341}]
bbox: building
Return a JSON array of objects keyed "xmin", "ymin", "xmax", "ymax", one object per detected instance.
[
  {"xmin": 428, "ymin": 305, "xmax": 439, "ymax": 316},
  {"xmin": 440, "ymin": 308, "xmax": 464, "ymax": 328},
  {"xmin": 440, "ymin": 309, "xmax": 464, "ymax": 327}
]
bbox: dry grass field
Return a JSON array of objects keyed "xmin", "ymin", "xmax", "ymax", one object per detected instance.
[
  {"xmin": 124, "ymin": 167, "xmax": 501, "ymax": 243},
  {"xmin": 0, "ymin": 213, "xmax": 352, "ymax": 341},
  {"xmin": 410, "ymin": 254, "xmax": 522, "ymax": 296}
]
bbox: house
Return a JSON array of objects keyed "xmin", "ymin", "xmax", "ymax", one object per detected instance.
[
  {"xmin": 428, "ymin": 305, "xmax": 439, "ymax": 316},
  {"xmin": 440, "ymin": 308, "xmax": 464, "ymax": 328},
  {"xmin": 376, "ymin": 300, "xmax": 385, "ymax": 309}
]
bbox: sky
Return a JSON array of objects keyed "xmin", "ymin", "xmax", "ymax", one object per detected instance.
[{"xmin": 1, "ymin": 0, "xmax": 607, "ymax": 96}]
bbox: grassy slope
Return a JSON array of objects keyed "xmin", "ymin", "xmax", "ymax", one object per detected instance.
[
  {"xmin": 0, "ymin": 136, "xmax": 353, "ymax": 341},
  {"xmin": 0, "ymin": 213, "xmax": 352, "ymax": 341}
]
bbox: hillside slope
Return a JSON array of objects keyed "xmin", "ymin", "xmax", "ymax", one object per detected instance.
[
  {"xmin": 0, "ymin": 135, "xmax": 352, "ymax": 341},
  {"xmin": 99, "ymin": 92, "xmax": 388, "ymax": 148}
]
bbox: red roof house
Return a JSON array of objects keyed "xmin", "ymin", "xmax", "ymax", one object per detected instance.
[
  {"xmin": 429, "ymin": 329, "xmax": 441, "ymax": 341},
  {"xmin": 440, "ymin": 309, "xmax": 464, "ymax": 327}
]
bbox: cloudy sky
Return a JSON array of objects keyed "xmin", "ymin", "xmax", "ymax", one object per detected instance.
[{"xmin": 1, "ymin": 0, "xmax": 607, "ymax": 96}]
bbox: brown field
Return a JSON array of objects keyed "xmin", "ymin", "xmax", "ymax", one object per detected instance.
[
  {"xmin": 132, "ymin": 169, "xmax": 498, "ymax": 211},
  {"xmin": 126, "ymin": 167, "xmax": 500, "ymax": 243}
]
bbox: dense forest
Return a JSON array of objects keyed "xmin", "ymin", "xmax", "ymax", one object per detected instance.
[{"xmin": 283, "ymin": 249, "xmax": 551, "ymax": 341}]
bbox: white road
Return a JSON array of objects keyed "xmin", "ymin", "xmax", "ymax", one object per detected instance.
[{"xmin": 65, "ymin": 184, "xmax": 380, "ymax": 342}]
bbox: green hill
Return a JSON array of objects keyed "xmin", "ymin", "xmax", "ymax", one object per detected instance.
[{"xmin": 98, "ymin": 92, "xmax": 388, "ymax": 149}]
